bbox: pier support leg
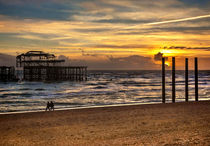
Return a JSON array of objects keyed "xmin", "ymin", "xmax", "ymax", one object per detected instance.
[
  {"xmin": 185, "ymin": 58, "xmax": 188, "ymax": 102},
  {"xmin": 172, "ymin": 57, "xmax": 175, "ymax": 103},
  {"xmin": 195, "ymin": 57, "xmax": 198, "ymax": 101},
  {"xmin": 162, "ymin": 57, "xmax": 165, "ymax": 103}
]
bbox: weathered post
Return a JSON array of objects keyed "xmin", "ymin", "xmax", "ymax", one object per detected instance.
[
  {"xmin": 85, "ymin": 67, "xmax": 88, "ymax": 81},
  {"xmin": 185, "ymin": 58, "xmax": 188, "ymax": 102},
  {"xmin": 162, "ymin": 57, "xmax": 165, "ymax": 103},
  {"xmin": 195, "ymin": 57, "xmax": 198, "ymax": 101},
  {"xmin": 172, "ymin": 57, "xmax": 175, "ymax": 103}
]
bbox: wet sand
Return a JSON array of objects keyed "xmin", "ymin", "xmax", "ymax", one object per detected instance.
[{"xmin": 0, "ymin": 101, "xmax": 210, "ymax": 145}]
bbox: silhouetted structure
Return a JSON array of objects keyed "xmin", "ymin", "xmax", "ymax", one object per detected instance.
[
  {"xmin": 195, "ymin": 57, "xmax": 198, "ymax": 101},
  {"xmin": 172, "ymin": 57, "xmax": 175, "ymax": 103},
  {"xmin": 0, "ymin": 66, "xmax": 17, "ymax": 81},
  {"xmin": 162, "ymin": 57, "xmax": 199, "ymax": 103},
  {"xmin": 16, "ymin": 51, "xmax": 65, "ymax": 67},
  {"xmin": 16, "ymin": 51, "xmax": 87, "ymax": 81},
  {"xmin": 23, "ymin": 66, "xmax": 87, "ymax": 81},
  {"xmin": 162, "ymin": 57, "xmax": 165, "ymax": 103},
  {"xmin": 185, "ymin": 58, "xmax": 188, "ymax": 102}
]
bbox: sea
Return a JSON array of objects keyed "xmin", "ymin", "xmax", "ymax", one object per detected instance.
[{"xmin": 0, "ymin": 70, "xmax": 210, "ymax": 114}]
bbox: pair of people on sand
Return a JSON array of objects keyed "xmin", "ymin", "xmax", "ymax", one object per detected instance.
[{"xmin": 46, "ymin": 101, "xmax": 54, "ymax": 111}]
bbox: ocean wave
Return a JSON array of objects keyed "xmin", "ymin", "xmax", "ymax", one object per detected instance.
[
  {"xmin": 0, "ymin": 70, "xmax": 210, "ymax": 113},
  {"xmin": 18, "ymin": 88, "xmax": 31, "ymax": 91},
  {"xmin": 35, "ymin": 88, "xmax": 45, "ymax": 91},
  {"xmin": 0, "ymin": 93, "xmax": 33, "ymax": 98},
  {"xmin": 0, "ymin": 89, "xmax": 10, "ymax": 92}
]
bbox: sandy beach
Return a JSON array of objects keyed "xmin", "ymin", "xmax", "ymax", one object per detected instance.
[{"xmin": 0, "ymin": 101, "xmax": 210, "ymax": 145}]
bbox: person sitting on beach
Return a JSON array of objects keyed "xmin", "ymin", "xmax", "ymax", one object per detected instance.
[
  {"xmin": 50, "ymin": 101, "xmax": 54, "ymax": 111},
  {"xmin": 46, "ymin": 101, "xmax": 50, "ymax": 111}
]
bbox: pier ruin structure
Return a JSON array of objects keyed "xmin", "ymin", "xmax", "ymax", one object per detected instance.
[
  {"xmin": 16, "ymin": 51, "xmax": 87, "ymax": 81},
  {"xmin": 0, "ymin": 66, "xmax": 16, "ymax": 81}
]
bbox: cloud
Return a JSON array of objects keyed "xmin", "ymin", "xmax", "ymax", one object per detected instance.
[
  {"xmin": 164, "ymin": 46, "xmax": 210, "ymax": 51},
  {"xmin": 74, "ymin": 28, "xmax": 112, "ymax": 33},
  {"xmin": 95, "ymin": 18, "xmax": 152, "ymax": 24},
  {"xmin": 154, "ymin": 52, "xmax": 168, "ymax": 61},
  {"xmin": 0, "ymin": 0, "xmax": 210, "ymax": 68},
  {"xmin": 58, "ymin": 54, "xmax": 160, "ymax": 70},
  {"xmin": 154, "ymin": 52, "xmax": 163, "ymax": 61},
  {"xmin": 0, "ymin": 53, "xmax": 16, "ymax": 66},
  {"xmin": 0, "ymin": 1, "xmax": 78, "ymax": 20},
  {"xmin": 0, "ymin": 33, "xmax": 59, "ymax": 49},
  {"xmin": 79, "ymin": 48, "xmax": 99, "ymax": 57},
  {"xmin": 151, "ymin": 25, "xmax": 210, "ymax": 35},
  {"xmin": 92, "ymin": 44, "xmax": 150, "ymax": 49}
]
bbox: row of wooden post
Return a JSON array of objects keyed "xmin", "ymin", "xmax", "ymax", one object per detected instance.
[{"xmin": 162, "ymin": 57, "xmax": 198, "ymax": 103}]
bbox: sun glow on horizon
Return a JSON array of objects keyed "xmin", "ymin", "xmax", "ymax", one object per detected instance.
[
  {"xmin": 0, "ymin": 0, "xmax": 210, "ymax": 69},
  {"xmin": 165, "ymin": 61, "xmax": 170, "ymax": 66},
  {"xmin": 151, "ymin": 48, "xmax": 189, "ymax": 57}
]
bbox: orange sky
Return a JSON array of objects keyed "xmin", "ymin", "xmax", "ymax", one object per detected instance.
[{"xmin": 0, "ymin": 0, "xmax": 210, "ymax": 70}]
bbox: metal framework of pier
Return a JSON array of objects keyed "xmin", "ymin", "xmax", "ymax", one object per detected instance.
[
  {"xmin": 16, "ymin": 51, "xmax": 65, "ymax": 67},
  {"xmin": 16, "ymin": 51, "xmax": 87, "ymax": 81},
  {"xmin": 0, "ymin": 66, "xmax": 16, "ymax": 81},
  {"xmin": 24, "ymin": 66, "xmax": 87, "ymax": 81}
]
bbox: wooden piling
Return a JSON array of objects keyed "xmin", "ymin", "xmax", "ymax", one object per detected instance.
[
  {"xmin": 172, "ymin": 57, "xmax": 175, "ymax": 103},
  {"xmin": 162, "ymin": 57, "xmax": 165, "ymax": 103},
  {"xmin": 185, "ymin": 58, "xmax": 188, "ymax": 102},
  {"xmin": 195, "ymin": 57, "xmax": 198, "ymax": 101}
]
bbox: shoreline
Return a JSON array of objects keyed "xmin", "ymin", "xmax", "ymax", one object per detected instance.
[
  {"xmin": 0, "ymin": 99, "xmax": 206, "ymax": 115},
  {"xmin": 1, "ymin": 100, "xmax": 210, "ymax": 145},
  {"xmin": 0, "ymin": 101, "xmax": 161, "ymax": 115}
]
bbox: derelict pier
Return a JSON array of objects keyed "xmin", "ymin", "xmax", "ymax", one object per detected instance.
[
  {"xmin": 16, "ymin": 51, "xmax": 87, "ymax": 81},
  {"xmin": 0, "ymin": 66, "xmax": 17, "ymax": 81}
]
